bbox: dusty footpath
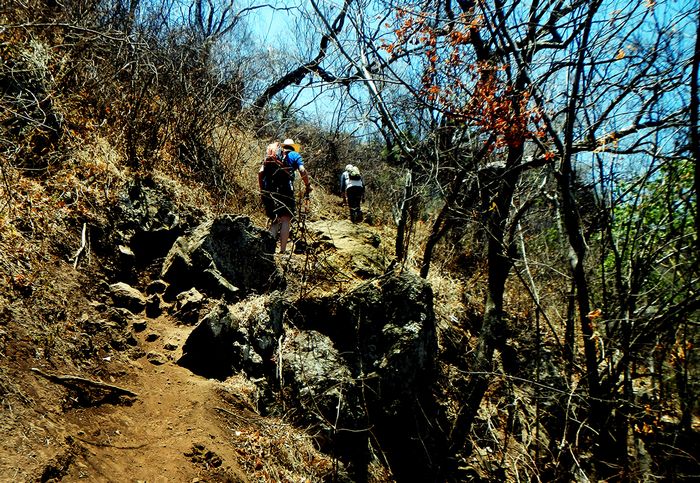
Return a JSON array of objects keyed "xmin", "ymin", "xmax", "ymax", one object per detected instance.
[{"xmin": 2, "ymin": 310, "xmax": 256, "ymax": 482}]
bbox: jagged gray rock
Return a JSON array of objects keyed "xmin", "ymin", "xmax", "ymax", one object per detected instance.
[
  {"xmin": 108, "ymin": 282, "xmax": 146, "ymax": 313},
  {"xmin": 280, "ymin": 329, "xmax": 370, "ymax": 476},
  {"xmin": 172, "ymin": 288, "xmax": 204, "ymax": 325},
  {"xmin": 104, "ymin": 181, "xmax": 195, "ymax": 281},
  {"xmin": 176, "ymin": 271, "xmax": 440, "ymax": 481},
  {"xmin": 291, "ymin": 272, "xmax": 437, "ymax": 410},
  {"xmin": 284, "ymin": 271, "xmax": 439, "ymax": 481},
  {"xmin": 275, "ymin": 273, "xmax": 441, "ymax": 478},
  {"xmin": 161, "ymin": 215, "xmax": 283, "ymax": 300},
  {"xmin": 178, "ymin": 295, "xmax": 283, "ymax": 380}
]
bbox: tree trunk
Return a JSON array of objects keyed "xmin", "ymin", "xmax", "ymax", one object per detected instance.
[
  {"xmin": 565, "ymin": 280, "xmax": 576, "ymax": 381},
  {"xmin": 420, "ymin": 213, "xmax": 451, "ymax": 278},
  {"xmin": 557, "ymin": 0, "xmax": 625, "ymax": 473},
  {"xmin": 395, "ymin": 169, "xmax": 413, "ymax": 261},
  {"xmin": 448, "ymin": 146, "xmax": 521, "ymax": 459},
  {"xmin": 691, "ymin": 6, "xmax": 700, "ymax": 253},
  {"xmin": 421, "ymin": 138, "xmax": 492, "ymax": 278},
  {"xmin": 449, "ymin": 240, "xmax": 510, "ymax": 454}
]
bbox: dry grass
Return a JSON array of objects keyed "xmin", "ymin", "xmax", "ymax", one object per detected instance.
[
  {"xmin": 0, "ymin": 22, "xmax": 476, "ymax": 483},
  {"xmin": 216, "ymin": 375, "xmax": 342, "ymax": 482},
  {"xmin": 217, "ymin": 378, "xmax": 395, "ymax": 482}
]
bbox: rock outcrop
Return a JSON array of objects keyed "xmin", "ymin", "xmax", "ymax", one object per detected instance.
[
  {"xmin": 161, "ymin": 215, "xmax": 283, "ymax": 300},
  {"xmin": 178, "ymin": 295, "xmax": 283, "ymax": 380},
  {"xmin": 178, "ymin": 270, "xmax": 442, "ymax": 481},
  {"xmin": 306, "ymin": 219, "xmax": 388, "ymax": 278}
]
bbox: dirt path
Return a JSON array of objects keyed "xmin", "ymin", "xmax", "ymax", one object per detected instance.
[
  {"xmin": 2, "ymin": 312, "xmax": 249, "ymax": 482},
  {"xmin": 0, "ymin": 220, "xmax": 391, "ymax": 482},
  {"xmin": 63, "ymin": 314, "xmax": 249, "ymax": 482}
]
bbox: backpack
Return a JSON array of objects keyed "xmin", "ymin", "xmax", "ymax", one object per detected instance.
[
  {"xmin": 262, "ymin": 142, "xmax": 292, "ymax": 189},
  {"xmin": 348, "ymin": 165, "xmax": 362, "ymax": 180}
]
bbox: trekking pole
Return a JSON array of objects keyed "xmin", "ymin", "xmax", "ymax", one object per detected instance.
[{"xmin": 296, "ymin": 190, "xmax": 310, "ymax": 249}]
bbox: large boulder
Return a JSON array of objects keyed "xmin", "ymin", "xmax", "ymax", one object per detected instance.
[
  {"xmin": 281, "ymin": 330, "xmax": 357, "ymax": 425},
  {"xmin": 354, "ymin": 273, "xmax": 442, "ymax": 482},
  {"xmin": 306, "ymin": 220, "xmax": 387, "ymax": 278},
  {"xmin": 280, "ymin": 330, "xmax": 371, "ymax": 479},
  {"xmin": 178, "ymin": 270, "xmax": 442, "ymax": 480},
  {"xmin": 161, "ymin": 215, "xmax": 283, "ymax": 300},
  {"xmin": 104, "ymin": 179, "xmax": 196, "ymax": 280},
  {"xmin": 293, "ymin": 272, "xmax": 437, "ymax": 409},
  {"xmin": 371, "ymin": 273, "xmax": 437, "ymax": 412},
  {"xmin": 290, "ymin": 271, "xmax": 440, "ymax": 481},
  {"xmin": 178, "ymin": 295, "xmax": 284, "ymax": 380}
]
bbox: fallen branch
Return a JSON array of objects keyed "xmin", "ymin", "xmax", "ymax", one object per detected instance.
[
  {"xmin": 212, "ymin": 406, "xmax": 278, "ymax": 429},
  {"xmin": 72, "ymin": 223, "xmax": 88, "ymax": 268},
  {"xmin": 214, "ymin": 405, "xmax": 260, "ymax": 423},
  {"xmin": 30, "ymin": 367, "xmax": 138, "ymax": 398}
]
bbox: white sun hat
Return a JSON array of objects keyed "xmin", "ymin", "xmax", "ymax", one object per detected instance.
[{"xmin": 281, "ymin": 138, "xmax": 300, "ymax": 152}]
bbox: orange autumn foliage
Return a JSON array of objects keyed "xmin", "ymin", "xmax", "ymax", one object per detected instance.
[{"xmin": 382, "ymin": 9, "xmax": 543, "ymax": 149}]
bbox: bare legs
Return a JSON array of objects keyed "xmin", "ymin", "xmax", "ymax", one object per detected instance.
[{"xmin": 269, "ymin": 214, "xmax": 292, "ymax": 253}]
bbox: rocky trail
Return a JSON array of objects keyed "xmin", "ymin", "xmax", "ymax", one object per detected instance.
[
  {"xmin": 40, "ymin": 313, "xmax": 247, "ymax": 482},
  {"xmin": 2, "ymin": 289, "xmax": 263, "ymax": 482},
  {"xmin": 2, "ymin": 214, "xmax": 403, "ymax": 482}
]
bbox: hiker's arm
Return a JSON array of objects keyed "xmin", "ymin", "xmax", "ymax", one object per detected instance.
[
  {"xmin": 258, "ymin": 166, "xmax": 265, "ymax": 190},
  {"xmin": 339, "ymin": 173, "xmax": 347, "ymax": 203},
  {"xmin": 299, "ymin": 166, "xmax": 312, "ymax": 195}
]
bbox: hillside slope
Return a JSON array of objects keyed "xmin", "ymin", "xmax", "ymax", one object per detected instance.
[{"xmin": 1, "ymin": 191, "xmax": 393, "ymax": 481}]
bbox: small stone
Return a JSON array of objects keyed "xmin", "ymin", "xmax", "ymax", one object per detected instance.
[
  {"xmin": 145, "ymin": 332, "xmax": 160, "ymax": 342},
  {"xmin": 132, "ymin": 320, "xmax": 148, "ymax": 332},
  {"xmin": 108, "ymin": 307, "xmax": 134, "ymax": 326},
  {"xmin": 118, "ymin": 245, "xmax": 135, "ymax": 257},
  {"xmin": 129, "ymin": 347, "xmax": 146, "ymax": 359},
  {"xmin": 109, "ymin": 282, "xmax": 146, "ymax": 313},
  {"xmin": 146, "ymin": 351, "xmax": 168, "ymax": 365}
]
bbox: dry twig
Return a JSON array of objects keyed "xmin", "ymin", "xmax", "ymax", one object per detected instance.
[{"xmin": 30, "ymin": 367, "xmax": 138, "ymax": 398}]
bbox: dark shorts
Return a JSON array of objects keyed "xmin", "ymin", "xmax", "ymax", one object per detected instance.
[
  {"xmin": 262, "ymin": 187, "xmax": 295, "ymax": 219},
  {"xmin": 346, "ymin": 186, "xmax": 364, "ymax": 209},
  {"xmin": 346, "ymin": 186, "xmax": 364, "ymax": 222}
]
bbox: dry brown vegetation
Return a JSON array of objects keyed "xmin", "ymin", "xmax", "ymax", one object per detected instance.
[
  {"xmin": 2, "ymin": 1, "xmax": 699, "ymax": 482},
  {"xmin": 0, "ymin": 5, "xmax": 411, "ymax": 480}
]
